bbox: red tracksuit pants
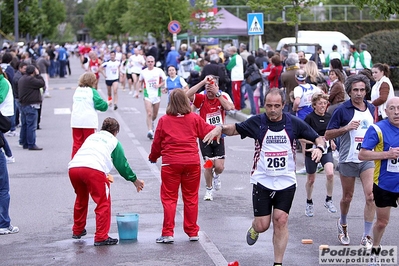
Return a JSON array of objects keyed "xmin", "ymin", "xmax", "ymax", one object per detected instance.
[
  {"xmin": 69, "ymin": 167, "xmax": 111, "ymax": 242},
  {"xmin": 160, "ymin": 164, "xmax": 201, "ymax": 237},
  {"xmin": 232, "ymin": 80, "xmax": 242, "ymax": 110},
  {"xmin": 71, "ymin": 128, "xmax": 96, "ymax": 158}
]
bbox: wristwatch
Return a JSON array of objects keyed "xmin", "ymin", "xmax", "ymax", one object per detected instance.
[
  {"xmin": 215, "ymin": 91, "xmax": 222, "ymax": 98},
  {"xmin": 316, "ymin": 145, "xmax": 326, "ymax": 153}
]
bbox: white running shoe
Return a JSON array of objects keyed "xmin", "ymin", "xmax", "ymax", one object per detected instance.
[
  {"xmin": 147, "ymin": 130, "xmax": 154, "ymax": 140},
  {"xmin": 305, "ymin": 203, "xmax": 314, "ymax": 217},
  {"xmin": 0, "ymin": 225, "xmax": 19, "ymax": 235},
  {"xmin": 337, "ymin": 219, "xmax": 350, "ymax": 245},
  {"xmin": 324, "ymin": 200, "xmax": 337, "ymax": 213},
  {"xmin": 156, "ymin": 236, "xmax": 174, "ymax": 243},
  {"xmin": 6, "ymin": 156, "xmax": 15, "ymax": 164},
  {"xmin": 203, "ymin": 188, "xmax": 213, "ymax": 201},
  {"xmin": 296, "ymin": 167, "xmax": 307, "ymax": 175},
  {"xmin": 360, "ymin": 235, "xmax": 373, "ymax": 250}
]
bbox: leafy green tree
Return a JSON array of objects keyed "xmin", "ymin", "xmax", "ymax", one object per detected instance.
[
  {"xmin": 351, "ymin": 0, "xmax": 399, "ymax": 19},
  {"xmin": 218, "ymin": 0, "xmax": 248, "ymax": 5},
  {"xmin": 0, "ymin": 0, "xmax": 65, "ymax": 41},
  {"xmin": 119, "ymin": 0, "xmax": 190, "ymax": 40}
]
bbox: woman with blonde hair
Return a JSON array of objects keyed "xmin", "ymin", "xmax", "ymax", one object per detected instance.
[
  {"xmin": 305, "ymin": 60, "xmax": 328, "ymax": 93},
  {"xmin": 70, "ymin": 72, "xmax": 108, "ymax": 158},
  {"xmin": 149, "ymin": 88, "xmax": 216, "ymax": 243}
]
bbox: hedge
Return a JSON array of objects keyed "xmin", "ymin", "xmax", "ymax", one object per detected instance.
[{"xmin": 263, "ymin": 21, "xmax": 399, "ymax": 43}]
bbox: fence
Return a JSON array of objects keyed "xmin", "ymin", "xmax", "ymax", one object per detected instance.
[{"xmin": 219, "ymin": 5, "xmax": 396, "ymax": 23}]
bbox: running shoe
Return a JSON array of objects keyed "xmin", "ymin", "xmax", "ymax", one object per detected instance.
[
  {"xmin": 6, "ymin": 156, "xmax": 15, "ymax": 164},
  {"xmin": 360, "ymin": 235, "xmax": 373, "ymax": 250},
  {"xmin": 189, "ymin": 236, "xmax": 199, "ymax": 241},
  {"xmin": 94, "ymin": 237, "xmax": 118, "ymax": 246},
  {"xmin": 368, "ymin": 245, "xmax": 382, "ymax": 266},
  {"xmin": 147, "ymin": 130, "xmax": 154, "ymax": 140},
  {"xmin": 337, "ymin": 219, "xmax": 350, "ymax": 245},
  {"xmin": 296, "ymin": 167, "xmax": 307, "ymax": 175},
  {"xmin": 203, "ymin": 188, "xmax": 213, "ymax": 201},
  {"xmin": 72, "ymin": 229, "xmax": 87, "ymax": 239},
  {"xmin": 0, "ymin": 225, "xmax": 19, "ymax": 235},
  {"xmin": 324, "ymin": 200, "xmax": 337, "ymax": 213},
  {"xmin": 305, "ymin": 203, "xmax": 314, "ymax": 217},
  {"xmin": 107, "ymin": 97, "xmax": 113, "ymax": 106},
  {"xmin": 128, "ymin": 91, "xmax": 133, "ymax": 95},
  {"xmin": 246, "ymin": 226, "xmax": 259, "ymax": 246},
  {"xmin": 156, "ymin": 236, "xmax": 174, "ymax": 243}
]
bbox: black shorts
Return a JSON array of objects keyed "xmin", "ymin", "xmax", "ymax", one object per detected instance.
[
  {"xmin": 105, "ymin": 79, "xmax": 119, "ymax": 87},
  {"xmin": 305, "ymin": 152, "xmax": 333, "ymax": 174},
  {"xmin": 199, "ymin": 138, "xmax": 225, "ymax": 160},
  {"xmin": 373, "ymin": 183, "xmax": 399, "ymax": 208},
  {"xmin": 252, "ymin": 183, "xmax": 296, "ymax": 216},
  {"xmin": 126, "ymin": 73, "xmax": 133, "ymax": 80}
]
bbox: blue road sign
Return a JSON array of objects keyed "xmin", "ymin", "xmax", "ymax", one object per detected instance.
[{"xmin": 247, "ymin": 13, "xmax": 264, "ymax": 36}]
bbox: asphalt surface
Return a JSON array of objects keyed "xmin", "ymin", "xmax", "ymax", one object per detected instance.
[{"xmin": 1, "ymin": 57, "xmax": 398, "ymax": 266}]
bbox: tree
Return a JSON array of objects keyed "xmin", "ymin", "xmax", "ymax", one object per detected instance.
[
  {"xmin": 351, "ymin": 0, "xmax": 399, "ymax": 19},
  {"xmin": 0, "ymin": 0, "xmax": 65, "ymax": 41},
  {"xmin": 188, "ymin": 0, "xmax": 221, "ymax": 39},
  {"xmin": 119, "ymin": 0, "xmax": 190, "ymax": 40},
  {"xmin": 247, "ymin": 0, "xmax": 321, "ymax": 42}
]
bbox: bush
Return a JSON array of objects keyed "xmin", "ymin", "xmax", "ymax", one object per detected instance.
[{"xmin": 358, "ymin": 30, "xmax": 399, "ymax": 89}]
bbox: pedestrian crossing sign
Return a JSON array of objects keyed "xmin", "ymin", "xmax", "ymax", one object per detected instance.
[{"xmin": 247, "ymin": 13, "xmax": 264, "ymax": 36}]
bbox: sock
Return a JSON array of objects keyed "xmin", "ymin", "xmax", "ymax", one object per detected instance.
[
  {"xmin": 340, "ymin": 214, "xmax": 347, "ymax": 225},
  {"xmin": 363, "ymin": 221, "xmax": 373, "ymax": 237},
  {"xmin": 274, "ymin": 263, "xmax": 282, "ymax": 266},
  {"xmin": 206, "ymin": 186, "xmax": 213, "ymax": 190},
  {"xmin": 306, "ymin": 199, "xmax": 313, "ymax": 204},
  {"xmin": 326, "ymin": 196, "xmax": 332, "ymax": 202}
]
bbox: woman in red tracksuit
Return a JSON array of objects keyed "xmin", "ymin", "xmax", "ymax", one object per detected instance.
[{"xmin": 149, "ymin": 89, "xmax": 216, "ymax": 243}]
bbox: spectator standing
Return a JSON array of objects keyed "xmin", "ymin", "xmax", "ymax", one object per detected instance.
[
  {"xmin": 149, "ymin": 89, "xmax": 217, "ymax": 243},
  {"xmin": 68, "ymin": 117, "xmax": 144, "ymax": 246},
  {"xmin": 226, "ymin": 46, "xmax": 244, "ymax": 110},
  {"xmin": 280, "ymin": 57, "xmax": 299, "ymax": 113},
  {"xmin": 36, "ymin": 52, "xmax": 51, "ymax": 98},
  {"xmin": 243, "ymin": 55, "xmax": 261, "ymax": 115},
  {"xmin": 0, "ymin": 68, "xmax": 15, "ymax": 163},
  {"xmin": 327, "ymin": 69, "xmax": 346, "ymax": 114},
  {"xmin": 239, "ymin": 43, "xmax": 251, "ymax": 62},
  {"xmin": 58, "ymin": 44, "xmax": 68, "ymax": 78},
  {"xmin": 18, "ymin": 65, "xmax": 45, "ymax": 150},
  {"xmin": 309, "ymin": 45, "xmax": 323, "ymax": 70},
  {"xmin": 347, "ymin": 45, "xmax": 359, "ymax": 70},
  {"xmin": 356, "ymin": 43, "xmax": 373, "ymax": 70},
  {"xmin": 165, "ymin": 46, "xmax": 179, "ymax": 70},
  {"xmin": 0, "ymin": 111, "xmax": 19, "ymax": 235},
  {"xmin": 370, "ymin": 63, "xmax": 394, "ymax": 122},
  {"xmin": 267, "ymin": 55, "xmax": 283, "ymax": 89},
  {"xmin": 70, "ymin": 72, "xmax": 108, "ymax": 158},
  {"xmin": 325, "ymin": 45, "xmax": 343, "ymax": 67}
]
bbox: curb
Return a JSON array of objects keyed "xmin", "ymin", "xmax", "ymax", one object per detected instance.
[{"xmin": 226, "ymin": 111, "xmax": 249, "ymax": 122}]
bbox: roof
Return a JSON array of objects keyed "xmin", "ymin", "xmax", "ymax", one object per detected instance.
[{"xmin": 207, "ymin": 8, "xmax": 248, "ymax": 36}]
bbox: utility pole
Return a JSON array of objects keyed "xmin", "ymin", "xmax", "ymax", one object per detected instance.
[{"xmin": 14, "ymin": 0, "xmax": 19, "ymax": 42}]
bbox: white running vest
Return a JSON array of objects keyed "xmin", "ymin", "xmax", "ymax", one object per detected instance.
[
  {"xmin": 251, "ymin": 128, "xmax": 296, "ymax": 190},
  {"xmin": 346, "ymin": 109, "xmax": 374, "ymax": 163}
]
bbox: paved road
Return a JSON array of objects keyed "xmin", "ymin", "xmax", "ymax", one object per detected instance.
[{"xmin": 1, "ymin": 57, "xmax": 398, "ymax": 266}]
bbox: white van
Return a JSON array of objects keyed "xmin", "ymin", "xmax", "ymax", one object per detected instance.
[{"xmin": 276, "ymin": 31, "xmax": 353, "ymax": 63}]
